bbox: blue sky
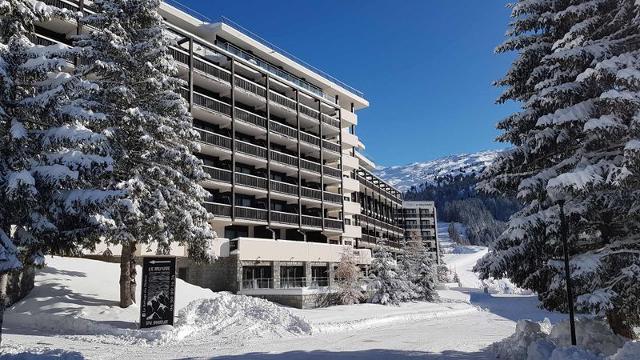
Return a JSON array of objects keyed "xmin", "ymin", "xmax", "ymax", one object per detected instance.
[{"xmin": 177, "ymin": 0, "xmax": 518, "ymax": 166}]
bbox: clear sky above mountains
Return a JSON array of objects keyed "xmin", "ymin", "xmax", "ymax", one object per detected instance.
[{"xmin": 178, "ymin": 0, "xmax": 518, "ymax": 166}]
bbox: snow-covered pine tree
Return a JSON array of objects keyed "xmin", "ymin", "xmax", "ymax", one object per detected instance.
[
  {"xmin": 334, "ymin": 248, "xmax": 364, "ymax": 305},
  {"xmin": 368, "ymin": 238, "xmax": 415, "ymax": 305},
  {"xmin": 474, "ymin": 0, "xmax": 640, "ymax": 338},
  {"xmin": 74, "ymin": 0, "xmax": 215, "ymax": 307},
  {"xmin": 0, "ymin": 0, "xmax": 114, "ymax": 264},
  {"xmin": 403, "ymin": 231, "xmax": 438, "ymax": 301}
]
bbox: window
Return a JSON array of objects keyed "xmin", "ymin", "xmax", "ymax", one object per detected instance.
[
  {"xmin": 280, "ymin": 266, "xmax": 305, "ymax": 288},
  {"xmin": 242, "ymin": 266, "xmax": 272, "ymax": 289},
  {"xmin": 311, "ymin": 266, "xmax": 328, "ymax": 287},
  {"xmin": 224, "ymin": 225, "xmax": 248, "ymax": 239}
]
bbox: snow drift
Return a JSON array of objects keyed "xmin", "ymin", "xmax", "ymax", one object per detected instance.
[
  {"xmin": 489, "ymin": 318, "xmax": 636, "ymax": 360},
  {"xmin": 4, "ymin": 257, "xmax": 311, "ymax": 345}
]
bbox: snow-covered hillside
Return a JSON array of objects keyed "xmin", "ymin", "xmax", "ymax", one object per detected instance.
[{"xmin": 375, "ymin": 150, "xmax": 501, "ymax": 191}]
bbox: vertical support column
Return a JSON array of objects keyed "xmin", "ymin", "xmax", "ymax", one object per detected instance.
[
  {"xmin": 188, "ymin": 38, "xmax": 194, "ymax": 112},
  {"xmin": 230, "ymin": 58, "xmax": 236, "ymax": 221},
  {"xmin": 350, "ymin": 103, "xmax": 356, "ymax": 157},
  {"xmin": 304, "ymin": 262, "xmax": 312, "ymax": 287},
  {"xmin": 295, "ymin": 90, "xmax": 303, "ymax": 233},
  {"xmin": 265, "ymin": 74, "xmax": 272, "ymax": 227},
  {"xmin": 318, "ymin": 100, "xmax": 325, "ymax": 233},
  {"xmin": 337, "ymin": 95, "xmax": 345, "ymax": 236},
  {"xmin": 272, "ymin": 261, "xmax": 281, "ymax": 289},
  {"xmin": 328, "ymin": 262, "xmax": 336, "ymax": 288}
]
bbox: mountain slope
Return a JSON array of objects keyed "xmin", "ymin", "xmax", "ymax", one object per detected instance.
[{"xmin": 375, "ymin": 150, "xmax": 501, "ymax": 191}]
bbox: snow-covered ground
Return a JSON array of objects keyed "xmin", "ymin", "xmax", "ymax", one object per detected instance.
[{"xmin": 0, "ymin": 224, "xmax": 589, "ymax": 359}]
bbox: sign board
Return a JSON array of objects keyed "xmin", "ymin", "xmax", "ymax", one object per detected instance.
[{"xmin": 139, "ymin": 256, "xmax": 176, "ymax": 329}]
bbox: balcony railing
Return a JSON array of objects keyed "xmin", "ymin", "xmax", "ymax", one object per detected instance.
[
  {"xmin": 235, "ymin": 206, "xmax": 268, "ymax": 222},
  {"xmin": 202, "ymin": 165, "xmax": 232, "ymax": 182},
  {"xmin": 192, "ymin": 92, "xmax": 232, "ymax": 117},
  {"xmin": 270, "ymin": 180, "xmax": 298, "ymax": 196},
  {"xmin": 302, "ymin": 215, "xmax": 322, "ymax": 228},
  {"xmin": 270, "ymin": 150, "xmax": 298, "ymax": 167},
  {"xmin": 300, "ymin": 131, "xmax": 320, "ymax": 147},
  {"xmin": 169, "ymin": 46, "xmax": 190, "ymax": 65},
  {"xmin": 323, "ymin": 165, "xmax": 342, "ymax": 178},
  {"xmin": 321, "ymin": 113, "xmax": 340, "ymax": 129},
  {"xmin": 235, "ymin": 75, "xmax": 267, "ymax": 98},
  {"xmin": 195, "ymin": 128, "xmax": 232, "ymax": 150},
  {"xmin": 324, "ymin": 218, "xmax": 343, "ymax": 230},
  {"xmin": 271, "ymin": 211, "xmax": 298, "ymax": 225},
  {"xmin": 270, "ymin": 121, "xmax": 297, "ymax": 139},
  {"xmin": 194, "ymin": 56, "xmax": 231, "ymax": 83},
  {"xmin": 301, "ymin": 187, "xmax": 322, "ymax": 201},
  {"xmin": 241, "ymin": 278, "xmax": 273, "ymax": 289},
  {"xmin": 269, "ymin": 90, "xmax": 297, "ymax": 111},
  {"xmin": 235, "ymin": 140, "xmax": 267, "ymax": 159},
  {"xmin": 235, "ymin": 173, "xmax": 268, "ymax": 190},
  {"xmin": 322, "ymin": 140, "xmax": 340, "ymax": 153},
  {"xmin": 299, "ymin": 103, "xmax": 319, "ymax": 121},
  {"xmin": 324, "ymin": 192, "xmax": 342, "ymax": 204},
  {"xmin": 235, "ymin": 107, "xmax": 266, "ymax": 129},
  {"xmin": 300, "ymin": 159, "xmax": 321, "ymax": 174},
  {"xmin": 203, "ymin": 202, "xmax": 232, "ymax": 217}
]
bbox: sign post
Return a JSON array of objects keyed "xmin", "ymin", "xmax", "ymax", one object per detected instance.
[{"xmin": 139, "ymin": 256, "xmax": 176, "ymax": 329}]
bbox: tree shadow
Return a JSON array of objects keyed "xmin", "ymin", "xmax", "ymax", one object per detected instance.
[
  {"xmin": 185, "ymin": 349, "xmax": 496, "ymax": 359},
  {"xmin": 1, "ymin": 348, "xmax": 85, "ymax": 359},
  {"xmin": 38, "ymin": 265, "xmax": 87, "ymax": 278},
  {"xmin": 454, "ymin": 287, "xmax": 564, "ymax": 324}
]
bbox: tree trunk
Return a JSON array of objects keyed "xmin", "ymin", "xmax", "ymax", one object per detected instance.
[
  {"xmin": 607, "ymin": 310, "xmax": 636, "ymax": 339},
  {"xmin": 129, "ymin": 243, "xmax": 136, "ymax": 304},
  {"xmin": 0, "ymin": 273, "xmax": 7, "ymax": 346},
  {"xmin": 119, "ymin": 243, "xmax": 134, "ymax": 308}
]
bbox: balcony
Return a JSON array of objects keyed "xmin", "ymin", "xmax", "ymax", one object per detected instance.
[
  {"xmin": 324, "ymin": 218, "xmax": 343, "ymax": 230},
  {"xmin": 270, "ymin": 121, "xmax": 298, "ymax": 139},
  {"xmin": 235, "ymin": 206, "xmax": 268, "ymax": 222},
  {"xmin": 235, "ymin": 107, "xmax": 266, "ymax": 129},
  {"xmin": 235, "ymin": 140, "xmax": 267, "ymax": 160},
  {"xmin": 300, "ymin": 131, "xmax": 320, "ymax": 148},
  {"xmin": 324, "ymin": 192, "xmax": 342, "ymax": 204},
  {"xmin": 195, "ymin": 128, "xmax": 232, "ymax": 150},
  {"xmin": 235, "ymin": 74, "xmax": 266, "ymax": 98},
  {"xmin": 299, "ymin": 103, "xmax": 319, "ymax": 122},
  {"xmin": 235, "ymin": 173, "xmax": 268, "ymax": 190},
  {"xmin": 270, "ymin": 211, "xmax": 298, "ymax": 225},
  {"xmin": 192, "ymin": 91, "xmax": 232, "ymax": 117},
  {"xmin": 202, "ymin": 165, "xmax": 232, "ymax": 183},
  {"xmin": 301, "ymin": 187, "xmax": 322, "ymax": 201},
  {"xmin": 270, "ymin": 150, "xmax": 298, "ymax": 167},
  {"xmin": 203, "ymin": 202, "xmax": 232, "ymax": 217},
  {"xmin": 270, "ymin": 180, "xmax": 298, "ymax": 196},
  {"xmin": 301, "ymin": 215, "xmax": 323, "ymax": 228},
  {"xmin": 323, "ymin": 165, "xmax": 342, "ymax": 179},
  {"xmin": 300, "ymin": 159, "xmax": 321, "ymax": 174},
  {"xmin": 322, "ymin": 140, "xmax": 340, "ymax": 153},
  {"xmin": 321, "ymin": 113, "xmax": 340, "ymax": 129},
  {"xmin": 269, "ymin": 90, "xmax": 297, "ymax": 112}
]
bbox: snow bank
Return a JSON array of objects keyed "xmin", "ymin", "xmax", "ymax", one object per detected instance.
[
  {"xmin": 5, "ymin": 257, "xmax": 311, "ymax": 345},
  {"xmin": 489, "ymin": 318, "xmax": 633, "ymax": 360}
]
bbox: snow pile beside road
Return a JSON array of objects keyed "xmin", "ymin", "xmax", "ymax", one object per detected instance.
[
  {"xmin": 482, "ymin": 277, "xmax": 533, "ymax": 295},
  {"xmin": 490, "ymin": 318, "xmax": 634, "ymax": 360},
  {"xmin": 5, "ymin": 257, "xmax": 311, "ymax": 345}
]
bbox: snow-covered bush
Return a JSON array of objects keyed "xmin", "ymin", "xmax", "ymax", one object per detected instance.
[{"xmin": 334, "ymin": 249, "xmax": 364, "ymax": 305}]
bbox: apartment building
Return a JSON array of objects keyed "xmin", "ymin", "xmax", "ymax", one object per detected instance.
[
  {"xmin": 401, "ymin": 201, "xmax": 440, "ymax": 264},
  {"xmin": 33, "ymin": 0, "xmax": 399, "ymax": 307}
]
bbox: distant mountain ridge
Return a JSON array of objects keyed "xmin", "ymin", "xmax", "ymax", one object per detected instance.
[{"xmin": 375, "ymin": 150, "xmax": 502, "ymax": 192}]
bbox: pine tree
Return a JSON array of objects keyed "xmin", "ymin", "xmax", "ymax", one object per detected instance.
[
  {"xmin": 474, "ymin": 0, "xmax": 640, "ymax": 338},
  {"xmin": 0, "ymin": 0, "xmax": 114, "ymax": 263},
  {"xmin": 368, "ymin": 238, "xmax": 415, "ymax": 305},
  {"xmin": 403, "ymin": 231, "xmax": 438, "ymax": 301},
  {"xmin": 334, "ymin": 248, "xmax": 364, "ymax": 305},
  {"xmin": 74, "ymin": 0, "xmax": 215, "ymax": 307}
]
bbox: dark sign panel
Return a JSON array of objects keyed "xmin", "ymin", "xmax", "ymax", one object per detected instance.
[{"xmin": 140, "ymin": 256, "xmax": 176, "ymax": 328}]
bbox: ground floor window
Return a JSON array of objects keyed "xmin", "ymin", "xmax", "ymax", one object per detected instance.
[
  {"xmin": 225, "ymin": 225, "xmax": 248, "ymax": 239},
  {"xmin": 311, "ymin": 266, "xmax": 328, "ymax": 287},
  {"xmin": 280, "ymin": 266, "xmax": 305, "ymax": 288},
  {"xmin": 242, "ymin": 266, "xmax": 272, "ymax": 289}
]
